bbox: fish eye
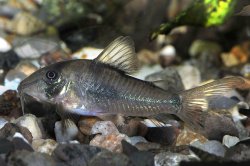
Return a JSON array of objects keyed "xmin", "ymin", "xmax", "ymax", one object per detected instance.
[{"xmin": 46, "ymin": 71, "xmax": 58, "ymax": 81}]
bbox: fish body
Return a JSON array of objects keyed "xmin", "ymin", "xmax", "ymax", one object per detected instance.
[
  {"xmin": 18, "ymin": 59, "xmax": 180, "ymax": 117},
  {"xmin": 18, "ymin": 36, "xmax": 250, "ymax": 132}
]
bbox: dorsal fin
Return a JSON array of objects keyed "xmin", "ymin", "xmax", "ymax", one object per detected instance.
[{"xmin": 94, "ymin": 36, "xmax": 138, "ymax": 74}]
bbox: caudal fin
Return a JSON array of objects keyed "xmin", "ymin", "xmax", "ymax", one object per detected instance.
[{"xmin": 177, "ymin": 76, "xmax": 250, "ymax": 131}]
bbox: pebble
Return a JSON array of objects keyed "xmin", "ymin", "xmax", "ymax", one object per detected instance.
[
  {"xmin": 132, "ymin": 65, "xmax": 162, "ymax": 80},
  {"xmin": 176, "ymin": 128, "xmax": 208, "ymax": 146},
  {"xmin": 176, "ymin": 64, "xmax": 201, "ymax": 89},
  {"xmin": 135, "ymin": 142, "xmax": 161, "ymax": 151},
  {"xmin": 0, "ymin": 49, "xmax": 20, "ymax": 70},
  {"xmin": 191, "ymin": 140, "xmax": 226, "ymax": 157},
  {"xmin": 0, "ymin": 89, "xmax": 21, "ymax": 118},
  {"xmin": 54, "ymin": 120, "xmax": 78, "ymax": 142},
  {"xmin": 0, "ymin": 123, "xmax": 33, "ymax": 143},
  {"xmin": 199, "ymin": 110, "xmax": 239, "ymax": 140},
  {"xmin": 7, "ymin": 12, "xmax": 46, "ymax": 35},
  {"xmin": 12, "ymin": 137, "xmax": 33, "ymax": 152},
  {"xmin": 15, "ymin": 60, "xmax": 38, "ymax": 76},
  {"xmin": 0, "ymin": 37, "xmax": 11, "ymax": 52},
  {"xmin": 13, "ymin": 132, "xmax": 29, "ymax": 144},
  {"xmin": 15, "ymin": 114, "xmax": 44, "ymax": 140},
  {"xmin": 89, "ymin": 151, "xmax": 132, "ymax": 166},
  {"xmin": 4, "ymin": 69, "xmax": 27, "ymax": 90},
  {"xmin": 78, "ymin": 117, "xmax": 100, "ymax": 135},
  {"xmin": 71, "ymin": 47, "xmax": 102, "ymax": 60},
  {"xmin": 154, "ymin": 152, "xmax": 191, "ymax": 166},
  {"xmin": 137, "ymin": 49, "xmax": 159, "ymax": 66},
  {"xmin": 189, "ymin": 40, "xmax": 221, "ymax": 57},
  {"xmin": 145, "ymin": 126, "xmax": 178, "ymax": 145},
  {"xmin": 159, "ymin": 45, "xmax": 176, "ymax": 67},
  {"xmin": 91, "ymin": 121, "xmax": 119, "ymax": 135},
  {"xmin": 117, "ymin": 118, "xmax": 148, "ymax": 137},
  {"xmin": 7, "ymin": 150, "xmax": 56, "ymax": 166},
  {"xmin": 225, "ymin": 143, "xmax": 250, "ymax": 161},
  {"xmin": 14, "ymin": 38, "xmax": 60, "ymax": 59},
  {"xmin": 52, "ymin": 143, "xmax": 107, "ymax": 166},
  {"xmin": 32, "ymin": 139, "xmax": 57, "ymax": 155},
  {"xmin": 90, "ymin": 133, "xmax": 130, "ymax": 153},
  {"xmin": 0, "ymin": 117, "xmax": 8, "ymax": 129},
  {"xmin": 222, "ymin": 135, "xmax": 240, "ymax": 148},
  {"xmin": 122, "ymin": 140, "xmax": 155, "ymax": 166},
  {"xmin": 145, "ymin": 67, "xmax": 184, "ymax": 93},
  {"xmin": 0, "ymin": 86, "xmax": 9, "ymax": 95},
  {"xmin": 128, "ymin": 136, "xmax": 148, "ymax": 146}
]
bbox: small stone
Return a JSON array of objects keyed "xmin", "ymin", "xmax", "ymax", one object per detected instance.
[
  {"xmin": 128, "ymin": 136, "xmax": 148, "ymax": 146},
  {"xmin": 0, "ymin": 123, "xmax": 33, "ymax": 143},
  {"xmin": 221, "ymin": 53, "xmax": 241, "ymax": 67},
  {"xmin": 78, "ymin": 117, "xmax": 100, "ymax": 135},
  {"xmin": 191, "ymin": 140, "xmax": 226, "ymax": 157},
  {"xmin": 176, "ymin": 64, "xmax": 201, "ymax": 89},
  {"xmin": 32, "ymin": 139, "xmax": 57, "ymax": 155},
  {"xmin": 89, "ymin": 151, "xmax": 132, "ymax": 166},
  {"xmin": 14, "ymin": 38, "xmax": 61, "ymax": 59},
  {"xmin": 176, "ymin": 128, "xmax": 208, "ymax": 146},
  {"xmin": 241, "ymin": 63, "xmax": 250, "ymax": 79},
  {"xmin": 122, "ymin": 140, "xmax": 155, "ymax": 166},
  {"xmin": 0, "ymin": 138, "xmax": 14, "ymax": 154},
  {"xmin": 200, "ymin": 111, "xmax": 239, "ymax": 140},
  {"xmin": 90, "ymin": 134, "xmax": 129, "ymax": 153},
  {"xmin": 117, "ymin": 118, "xmax": 148, "ymax": 137},
  {"xmin": 135, "ymin": 142, "xmax": 161, "ymax": 151},
  {"xmin": 15, "ymin": 60, "xmax": 38, "ymax": 76},
  {"xmin": 91, "ymin": 121, "xmax": 119, "ymax": 135},
  {"xmin": 137, "ymin": 49, "xmax": 159, "ymax": 66},
  {"xmin": 159, "ymin": 45, "xmax": 177, "ymax": 67},
  {"xmin": 0, "ymin": 117, "xmax": 8, "ymax": 129},
  {"xmin": 189, "ymin": 40, "xmax": 222, "ymax": 57},
  {"xmin": 222, "ymin": 135, "xmax": 240, "ymax": 148},
  {"xmin": 13, "ymin": 132, "xmax": 29, "ymax": 144},
  {"xmin": 0, "ymin": 90, "xmax": 22, "ymax": 118},
  {"xmin": 132, "ymin": 65, "xmax": 162, "ymax": 80},
  {"xmin": 7, "ymin": 12, "xmax": 46, "ymax": 35},
  {"xmin": 221, "ymin": 41, "xmax": 250, "ymax": 67},
  {"xmin": 71, "ymin": 47, "xmax": 102, "ymax": 60},
  {"xmin": 54, "ymin": 120, "xmax": 78, "ymax": 142},
  {"xmin": 4, "ymin": 69, "xmax": 27, "ymax": 90},
  {"xmin": 145, "ymin": 67, "xmax": 184, "ymax": 93},
  {"xmin": 154, "ymin": 152, "xmax": 191, "ymax": 166},
  {"xmin": 145, "ymin": 126, "xmax": 179, "ymax": 145},
  {"xmin": 0, "ymin": 37, "xmax": 11, "ymax": 52},
  {"xmin": 225, "ymin": 143, "xmax": 250, "ymax": 161},
  {"xmin": 0, "ymin": 49, "xmax": 20, "ymax": 70},
  {"xmin": 0, "ymin": 156, "xmax": 7, "ymax": 166},
  {"xmin": 12, "ymin": 137, "xmax": 33, "ymax": 152},
  {"xmin": 52, "ymin": 143, "xmax": 107, "ymax": 166},
  {"xmin": 15, "ymin": 114, "xmax": 44, "ymax": 140},
  {"xmin": 7, "ymin": 150, "xmax": 56, "ymax": 166}
]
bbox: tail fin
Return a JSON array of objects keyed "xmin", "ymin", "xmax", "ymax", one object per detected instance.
[{"xmin": 177, "ymin": 76, "xmax": 250, "ymax": 131}]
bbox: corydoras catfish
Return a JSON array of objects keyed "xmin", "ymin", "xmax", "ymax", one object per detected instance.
[{"xmin": 18, "ymin": 36, "xmax": 250, "ymax": 132}]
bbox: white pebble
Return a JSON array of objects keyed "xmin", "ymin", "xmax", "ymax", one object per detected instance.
[
  {"xmin": 222, "ymin": 135, "xmax": 240, "ymax": 148},
  {"xmin": 15, "ymin": 114, "xmax": 44, "ymax": 140}
]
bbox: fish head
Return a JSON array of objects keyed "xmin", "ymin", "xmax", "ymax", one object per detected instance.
[{"xmin": 18, "ymin": 61, "xmax": 72, "ymax": 107}]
